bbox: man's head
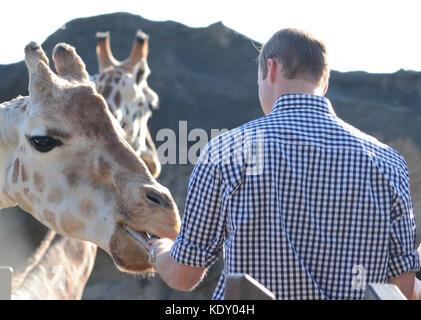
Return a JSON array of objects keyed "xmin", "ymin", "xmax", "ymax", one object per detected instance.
[{"xmin": 257, "ymin": 28, "xmax": 330, "ymax": 114}]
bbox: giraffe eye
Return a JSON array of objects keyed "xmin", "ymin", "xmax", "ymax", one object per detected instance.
[{"xmin": 28, "ymin": 136, "xmax": 63, "ymax": 153}]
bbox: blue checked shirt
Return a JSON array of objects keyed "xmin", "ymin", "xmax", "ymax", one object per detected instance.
[{"xmin": 170, "ymin": 94, "xmax": 420, "ymax": 299}]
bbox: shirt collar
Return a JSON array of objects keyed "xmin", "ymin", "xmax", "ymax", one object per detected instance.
[{"xmin": 270, "ymin": 94, "xmax": 336, "ymax": 116}]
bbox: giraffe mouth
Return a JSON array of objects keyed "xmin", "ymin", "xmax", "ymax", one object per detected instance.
[{"xmin": 118, "ymin": 224, "xmax": 158, "ymax": 251}]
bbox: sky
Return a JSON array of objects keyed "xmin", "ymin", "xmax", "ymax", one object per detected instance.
[{"xmin": 1, "ymin": 0, "xmax": 421, "ymax": 73}]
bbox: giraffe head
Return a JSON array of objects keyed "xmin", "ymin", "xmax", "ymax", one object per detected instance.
[
  {"xmin": 0, "ymin": 42, "xmax": 180, "ymax": 274},
  {"xmin": 94, "ymin": 30, "xmax": 161, "ymax": 178}
]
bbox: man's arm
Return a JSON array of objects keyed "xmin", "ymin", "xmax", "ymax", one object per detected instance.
[
  {"xmin": 149, "ymin": 238, "xmax": 207, "ymax": 291},
  {"xmin": 411, "ymin": 277, "xmax": 421, "ymax": 300},
  {"xmin": 148, "ymin": 141, "xmax": 226, "ymax": 291},
  {"xmin": 387, "ymin": 161, "xmax": 420, "ymax": 299},
  {"xmin": 387, "ymin": 272, "xmax": 415, "ymax": 299}
]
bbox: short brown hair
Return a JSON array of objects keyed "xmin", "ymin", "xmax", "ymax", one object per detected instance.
[{"xmin": 258, "ymin": 28, "xmax": 329, "ymax": 85}]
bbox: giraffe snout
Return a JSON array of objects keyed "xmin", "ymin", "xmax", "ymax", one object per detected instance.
[{"xmin": 138, "ymin": 185, "xmax": 181, "ymax": 240}]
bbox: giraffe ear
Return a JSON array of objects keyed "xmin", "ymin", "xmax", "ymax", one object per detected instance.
[
  {"xmin": 28, "ymin": 60, "xmax": 58, "ymax": 97},
  {"xmin": 52, "ymin": 43, "xmax": 90, "ymax": 82},
  {"xmin": 96, "ymin": 31, "xmax": 118, "ymax": 72},
  {"xmin": 24, "ymin": 42, "xmax": 50, "ymax": 73},
  {"xmin": 24, "ymin": 42, "xmax": 58, "ymax": 97},
  {"xmin": 124, "ymin": 30, "xmax": 149, "ymax": 71}
]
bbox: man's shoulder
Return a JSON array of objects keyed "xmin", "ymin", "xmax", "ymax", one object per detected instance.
[
  {"xmin": 338, "ymin": 118, "xmax": 408, "ymax": 173},
  {"xmin": 199, "ymin": 115, "xmax": 268, "ymax": 170},
  {"xmin": 208, "ymin": 114, "xmax": 268, "ymax": 143}
]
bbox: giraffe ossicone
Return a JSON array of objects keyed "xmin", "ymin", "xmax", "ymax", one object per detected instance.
[
  {"xmin": 0, "ymin": 41, "xmax": 180, "ymax": 274},
  {"xmin": 93, "ymin": 30, "xmax": 161, "ymax": 178}
]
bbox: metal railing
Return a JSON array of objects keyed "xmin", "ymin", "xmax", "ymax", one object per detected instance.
[
  {"xmin": 0, "ymin": 266, "xmax": 13, "ymax": 300},
  {"xmin": 0, "ymin": 267, "xmax": 408, "ymax": 300},
  {"xmin": 365, "ymin": 283, "xmax": 406, "ymax": 300},
  {"xmin": 225, "ymin": 273, "xmax": 407, "ymax": 300},
  {"xmin": 225, "ymin": 273, "xmax": 275, "ymax": 300}
]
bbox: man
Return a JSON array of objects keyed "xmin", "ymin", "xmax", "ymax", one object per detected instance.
[{"xmin": 147, "ymin": 28, "xmax": 420, "ymax": 299}]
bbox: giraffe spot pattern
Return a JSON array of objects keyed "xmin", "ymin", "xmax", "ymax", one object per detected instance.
[
  {"xmin": 43, "ymin": 209, "xmax": 57, "ymax": 229},
  {"xmin": 23, "ymin": 187, "xmax": 34, "ymax": 203},
  {"xmin": 95, "ymin": 156, "xmax": 112, "ymax": 183},
  {"xmin": 21, "ymin": 164, "xmax": 28, "ymax": 182},
  {"xmin": 12, "ymin": 158, "xmax": 20, "ymax": 183},
  {"xmin": 78, "ymin": 198, "xmax": 96, "ymax": 218},
  {"xmin": 99, "ymin": 73, "xmax": 107, "ymax": 82},
  {"xmin": 102, "ymin": 85, "xmax": 112, "ymax": 100},
  {"xmin": 33, "ymin": 171, "xmax": 45, "ymax": 193},
  {"xmin": 47, "ymin": 187, "xmax": 63, "ymax": 204},
  {"xmin": 64, "ymin": 238, "xmax": 86, "ymax": 267},
  {"xmin": 61, "ymin": 210, "xmax": 85, "ymax": 234},
  {"xmin": 63, "ymin": 166, "xmax": 79, "ymax": 187},
  {"xmin": 114, "ymin": 91, "xmax": 121, "ymax": 107}
]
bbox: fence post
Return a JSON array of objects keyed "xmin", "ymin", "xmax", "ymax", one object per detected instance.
[
  {"xmin": 224, "ymin": 275, "xmax": 410, "ymax": 300},
  {"xmin": 0, "ymin": 266, "xmax": 13, "ymax": 300},
  {"xmin": 365, "ymin": 283, "xmax": 407, "ymax": 300},
  {"xmin": 225, "ymin": 273, "xmax": 275, "ymax": 300}
]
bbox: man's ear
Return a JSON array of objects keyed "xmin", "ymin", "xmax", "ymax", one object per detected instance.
[{"xmin": 266, "ymin": 58, "xmax": 278, "ymax": 85}]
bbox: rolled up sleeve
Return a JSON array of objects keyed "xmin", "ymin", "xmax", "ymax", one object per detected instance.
[
  {"xmin": 387, "ymin": 166, "xmax": 420, "ymax": 278},
  {"xmin": 171, "ymin": 143, "xmax": 225, "ymax": 268}
]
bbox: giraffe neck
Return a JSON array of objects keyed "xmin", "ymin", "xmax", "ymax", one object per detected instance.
[
  {"xmin": 0, "ymin": 96, "xmax": 27, "ymax": 150},
  {"xmin": 11, "ymin": 230, "xmax": 57, "ymax": 291},
  {"xmin": 11, "ymin": 230, "xmax": 97, "ymax": 300},
  {"xmin": 0, "ymin": 96, "xmax": 28, "ymax": 208}
]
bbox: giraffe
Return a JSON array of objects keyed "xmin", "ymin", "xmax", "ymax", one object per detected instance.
[
  {"xmin": 9, "ymin": 31, "xmax": 161, "ymax": 300},
  {"xmin": 8, "ymin": 33, "xmax": 164, "ymax": 300},
  {"xmin": 93, "ymin": 30, "xmax": 161, "ymax": 178},
  {"xmin": 11, "ymin": 230, "xmax": 97, "ymax": 300},
  {"xmin": 0, "ymin": 40, "xmax": 180, "ymax": 285}
]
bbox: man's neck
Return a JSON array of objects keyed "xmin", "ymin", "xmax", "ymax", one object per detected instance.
[{"xmin": 275, "ymin": 78, "xmax": 326, "ymax": 97}]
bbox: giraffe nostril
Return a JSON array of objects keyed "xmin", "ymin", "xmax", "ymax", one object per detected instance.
[
  {"xmin": 144, "ymin": 191, "xmax": 172, "ymax": 209},
  {"xmin": 145, "ymin": 193, "xmax": 162, "ymax": 206}
]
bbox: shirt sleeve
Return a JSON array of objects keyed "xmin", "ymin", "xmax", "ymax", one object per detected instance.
[
  {"xmin": 387, "ymin": 163, "xmax": 420, "ymax": 278},
  {"xmin": 170, "ymin": 142, "xmax": 225, "ymax": 268}
]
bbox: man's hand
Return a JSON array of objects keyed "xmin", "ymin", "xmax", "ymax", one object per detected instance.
[
  {"xmin": 148, "ymin": 237, "xmax": 172, "ymax": 265},
  {"xmin": 147, "ymin": 238, "xmax": 207, "ymax": 291}
]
